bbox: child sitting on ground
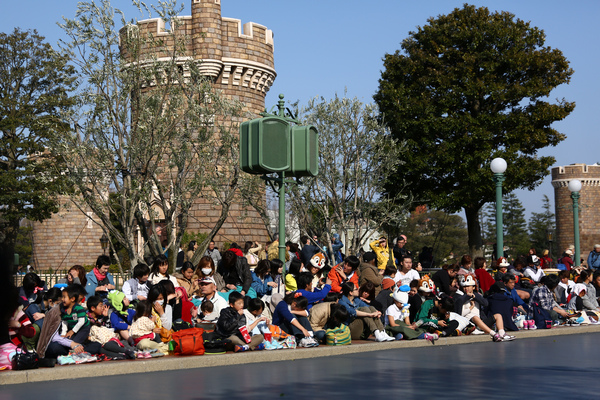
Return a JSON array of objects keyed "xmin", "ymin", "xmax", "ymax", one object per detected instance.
[
  {"xmin": 107, "ymin": 290, "xmax": 136, "ymax": 344},
  {"xmin": 87, "ymin": 295, "xmax": 136, "ymax": 359},
  {"xmin": 385, "ymin": 285, "xmax": 437, "ymax": 343},
  {"xmin": 60, "ymin": 285, "xmax": 91, "ymax": 342},
  {"xmin": 215, "ymin": 291, "xmax": 265, "ymax": 352},
  {"xmin": 272, "ymin": 293, "xmax": 319, "ymax": 347},
  {"xmin": 198, "ymin": 300, "xmax": 215, "ymax": 323},
  {"xmin": 243, "ymin": 298, "xmax": 271, "ymax": 336},
  {"xmin": 130, "ymin": 301, "xmax": 167, "ymax": 355}
]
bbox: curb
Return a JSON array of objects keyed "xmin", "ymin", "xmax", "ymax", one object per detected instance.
[{"xmin": 2, "ymin": 324, "xmax": 599, "ymax": 386}]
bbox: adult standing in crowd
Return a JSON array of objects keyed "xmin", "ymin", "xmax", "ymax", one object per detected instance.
[
  {"xmin": 85, "ymin": 255, "xmax": 115, "ymax": 299},
  {"xmin": 204, "ymin": 241, "xmax": 222, "ymax": 266},
  {"xmin": 587, "ymin": 244, "xmax": 600, "ymax": 270},
  {"xmin": 370, "ymin": 236, "xmax": 394, "ymax": 270},
  {"xmin": 393, "ymin": 235, "xmax": 410, "ymax": 265},
  {"xmin": 300, "ymin": 235, "xmax": 319, "ymax": 267}
]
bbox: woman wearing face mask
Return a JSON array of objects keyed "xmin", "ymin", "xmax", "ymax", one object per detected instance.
[{"xmin": 195, "ymin": 256, "xmax": 226, "ymax": 292}]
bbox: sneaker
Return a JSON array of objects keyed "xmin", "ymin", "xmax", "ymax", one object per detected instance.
[
  {"xmin": 394, "ymin": 333, "xmax": 404, "ymax": 340},
  {"xmin": 374, "ymin": 331, "xmax": 387, "ymax": 342},
  {"xmin": 150, "ymin": 352, "xmax": 165, "ymax": 358},
  {"xmin": 529, "ymin": 322, "xmax": 537, "ymax": 330},
  {"xmin": 254, "ymin": 343, "xmax": 265, "ymax": 351},
  {"xmin": 57, "ymin": 355, "xmax": 75, "ymax": 365},
  {"xmin": 263, "ymin": 341, "xmax": 278, "ymax": 351},
  {"xmin": 383, "ymin": 332, "xmax": 395, "ymax": 341},
  {"xmin": 424, "ymin": 333, "xmax": 438, "ymax": 344},
  {"xmin": 522, "ymin": 320, "xmax": 529, "ymax": 330},
  {"xmin": 471, "ymin": 329, "xmax": 485, "ymax": 335},
  {"xmin": 492, "ymin": 333, "xmax": 503, "ymax": 342},
  {"xmin": 502, "ymin": 335, "xmax": 516, "ymax": 341},
  {"xmin": 234, "ymin": 345, "xmax": 249, "ymax": 353}
]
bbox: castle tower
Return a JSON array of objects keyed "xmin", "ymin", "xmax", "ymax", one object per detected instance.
[
  {"xmin": 31, "ymin": 1, "xmax": 276, "ymax": 269},
  {"xmin": 551, "ymin": 163, "xmax": 600, "ymax": 264}
]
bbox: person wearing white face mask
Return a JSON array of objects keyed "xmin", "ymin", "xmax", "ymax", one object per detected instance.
[{"xmin": 194, "ymin": 256, "xmax": 226, "ymax": 292}]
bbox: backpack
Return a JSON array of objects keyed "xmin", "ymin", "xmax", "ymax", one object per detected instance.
[
  {"xmin": 325, "ymin": 325, "xmax": 351, "ymax": 345},
  {"xmin": 531, "ymin": 301, "xmax": 552, "ymax": 329},
  {"xmin": 171, "ymin": 327, "xmax": 205, "ymax": 356}
]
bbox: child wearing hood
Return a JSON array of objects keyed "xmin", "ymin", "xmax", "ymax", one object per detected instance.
[{"xmin": 107, "ymin": 290, "xmax": 136, "ymax": 344}]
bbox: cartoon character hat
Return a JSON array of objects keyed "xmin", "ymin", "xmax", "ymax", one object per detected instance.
[
  {"xmin": 573, "ymin": 283, "xmax": 587, "ymax": 297},
  {"xmin": 497, "ymin": 257, "xmax": 510, "ymax": 268},
  {"xmin": 418, "ymin": 275, "xmax": 435, "ymax": 293},
  {"xmin": 392, "ymin": 284, "xmax": 410, "ymax": 304},
  {"xmin": 310, "ymin": 253, "xmax": 326, "ymax": 269},
  {"xmin": 461, "ymin": 273, "xmax": 477, "ymax": 287},
  {"xmin": 107, "ymin": 290, "xmax": 128, "ymax": 317}
]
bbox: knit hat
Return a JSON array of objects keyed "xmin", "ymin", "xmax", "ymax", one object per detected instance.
[
  {"xmin": 362, "ymin": 252, "xmax": 377, "ymax": 263},
  {"xmin": 382, "ymin": 278, "xmax": 395, "ymax": 290},
  {"xmin": 309, "ymin": 253, "xmax": 326, "ymax": 269}
]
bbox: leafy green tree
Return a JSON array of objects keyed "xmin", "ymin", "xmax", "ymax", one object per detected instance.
[
  {"xmin": 0, "ymin": 28, "xmax": 75, "ymax": 270},
  {"xmin": 503, "ymin": 193, "xmax": 529, "ymax": 257},
  {"xmin": 528, "ymin": 194, "xmax": 555, "ymax": 257},
  {"xmin": 398, "ymin": 207, "xmax": 468, "ymax": 267},
  {"xmin": 374, "ymin": 4, "xmax": 574, "ymax": 255}
]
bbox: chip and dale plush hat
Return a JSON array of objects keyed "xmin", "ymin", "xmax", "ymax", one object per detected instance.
[
  {"xmin": 309, "ymin": 253, "xmax": 326, "ymax": 269},
  {"xmin": 418, "ymin": 275, "xmax": 435, "ymax": 293}
]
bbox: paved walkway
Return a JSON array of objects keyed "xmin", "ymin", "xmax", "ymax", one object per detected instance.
[{"xmin": 2, "ymin": 324, "xmax": 600, "ymax": 386}]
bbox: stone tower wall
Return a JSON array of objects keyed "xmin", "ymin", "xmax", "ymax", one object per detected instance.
[
  {"xmin": 31, "ymin": 1, "xmax": 275, "ymax": 269},
  {"xmin": 552, "ymin": 163, "xmax": 600, "ymax": 265},
  {"xmin": 31, "ymin": 196, "xmax": 105, "ymax": 271}
]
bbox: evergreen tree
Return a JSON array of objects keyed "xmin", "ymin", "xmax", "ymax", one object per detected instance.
[
  {"xmin": 528, "ymin": 195, "xmax": 555, "ymax": 257},
  {"xmin": 0, "ymin": 28, "xmax": 75, "ymax": 270},
  {"xmin": 503, "ymin": 193, "xmax": 529, "ymax": 258}
]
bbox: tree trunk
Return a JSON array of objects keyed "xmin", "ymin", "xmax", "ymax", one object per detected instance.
[{"xmin": 465, "ymin": 205, "xmax": 484, "ymax": 257}]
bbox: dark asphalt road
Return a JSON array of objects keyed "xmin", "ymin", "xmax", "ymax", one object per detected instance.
[{"xmin": 3, "ymin": 332, "xmax": 598, "ymax": 399}]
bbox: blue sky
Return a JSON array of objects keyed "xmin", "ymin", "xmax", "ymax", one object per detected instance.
[{"xmin": 2, "ymin": 0, "xmax": 598, "ymax": 219}]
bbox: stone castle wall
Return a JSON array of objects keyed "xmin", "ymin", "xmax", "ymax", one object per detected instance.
[
  {"xmin": 32, "ymin": 0, "xmax": 275, "ymax": 268},
  {"xmin": 552, "ymin": 163, "xmax": 600, "ymax": 265},
  {"xmin": 31, "ymin": 197, "xmax": 105, "ymax": 270}
]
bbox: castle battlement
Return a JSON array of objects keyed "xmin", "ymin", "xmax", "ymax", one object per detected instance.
[{"xmin": 552, "ymin": 163, "xmax": 600, "ymax": 265}]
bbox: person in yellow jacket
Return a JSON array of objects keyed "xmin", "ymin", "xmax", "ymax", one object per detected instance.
[{"xmin": 369, "ymin": 236, "xmax": 395, "ymax": 271}]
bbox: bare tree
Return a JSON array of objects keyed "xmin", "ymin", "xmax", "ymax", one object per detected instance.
[
  {"xmin": 52, "ymin": 0, "xmax": 248, "ymax": 269},
  {"xmin": 288, "ymin": 94, "xmax": 410, "ymax": 258}
]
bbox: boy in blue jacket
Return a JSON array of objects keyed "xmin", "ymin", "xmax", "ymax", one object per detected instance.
[{"xmin": 295, "ymin": 272, "xmax": 332, "ymax": 310}]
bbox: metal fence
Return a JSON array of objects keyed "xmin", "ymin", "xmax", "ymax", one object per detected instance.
[{"xmin": 13, "ymin": 272, "xmax": 131, "ymax": 290}]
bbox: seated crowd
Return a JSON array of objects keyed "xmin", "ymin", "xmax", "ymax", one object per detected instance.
[{"xmin": 2, "ymin": 236, "xmax": 598, "ymax": 370}]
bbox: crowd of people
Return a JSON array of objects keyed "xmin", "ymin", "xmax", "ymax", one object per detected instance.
[{"xmin": 2, "ymin": 235, "xmax": 599, "ymax": 371}]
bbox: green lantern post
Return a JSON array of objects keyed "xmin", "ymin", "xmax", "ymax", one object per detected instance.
[
  {"xmin": 239, "ymin": 94, "xmax": 319, "ymax": 287},
  {"xmin": 490, "ymin": 157, "xmax": 507, "ymax": 260},
  {"xmin": 568, "ymin": 179, "xmax": 582, "ymax": 267}
]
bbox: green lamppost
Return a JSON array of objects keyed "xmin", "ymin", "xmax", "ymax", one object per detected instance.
[
  {"xmin": 568, "ymin": 179, "xmax": 582, "ymax": 267},
  {"xmin": 491, "ymin": 157, "xmax": 507, "ymax": 261}
]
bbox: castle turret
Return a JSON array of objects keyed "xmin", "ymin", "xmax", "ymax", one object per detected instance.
[{"xmin": 552, "ymin": 163, "xmax": 600, "ymax": 264}]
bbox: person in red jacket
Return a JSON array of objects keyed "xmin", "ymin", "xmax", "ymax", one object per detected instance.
[
  {"xmin": 474, "ymin": 257, "xmax": 495, "ymax": 293},
  {"xmin": 328, "ymin": 256, "xmax": 360, "ymax": 293}
]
